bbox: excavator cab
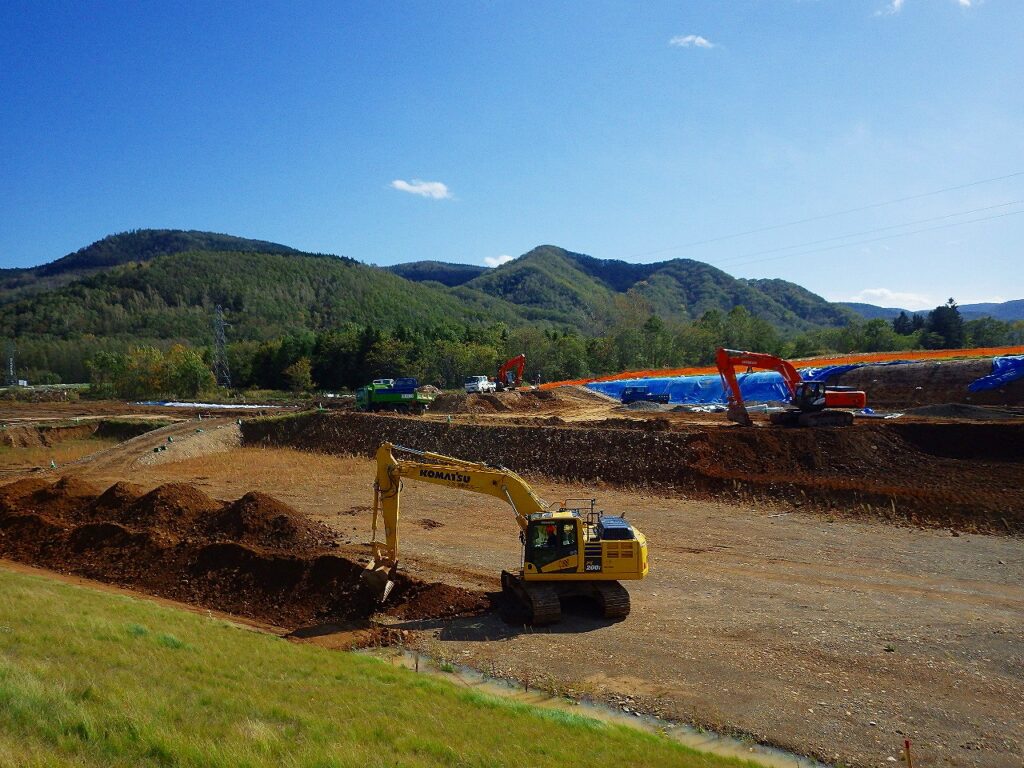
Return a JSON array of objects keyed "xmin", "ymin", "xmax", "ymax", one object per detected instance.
[
  {"xmin": 793, "ymin": 381, "xmax": 828, "ymax": 412},
  {"xmin": 524, "ymin": 517, "xmax": 579, "ymax": 572}
]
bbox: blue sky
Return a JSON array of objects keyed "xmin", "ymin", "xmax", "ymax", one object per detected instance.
[{"xmin": 1, "ymin": 0, "xmax": 1021, "ymax": 309}]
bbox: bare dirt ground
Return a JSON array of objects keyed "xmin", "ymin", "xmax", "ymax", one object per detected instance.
[{"xmin": 2, "ymin": 396, "xmax": 1022, "ymax": 768}]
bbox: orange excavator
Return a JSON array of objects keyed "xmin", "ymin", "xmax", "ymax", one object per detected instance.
[
  {"xmin": 496, "ymin": 354, "xmax": 526, "ymax": 391},
  {"xmin": 715, "ymin": 348, "xmax": 866, "ymax": 427}
]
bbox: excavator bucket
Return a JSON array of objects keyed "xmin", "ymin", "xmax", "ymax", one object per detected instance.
[
  {"xmin": 726, "ymin": 401, "xmax": 752, "ymax": 426},
  {"xmin": 361, "ymin": 552, "xmax": 396, "ymax": 602}
]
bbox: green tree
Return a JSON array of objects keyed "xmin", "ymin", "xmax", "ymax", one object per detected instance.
[
  {"xmin": 923, "ymin": 299, "xmax": 965, "ymax": 349},
  {"xmin": 166, "ymin": 344, "xmax": 215, "ymax": 397},
  {"xmin": 283, "ymin": 357, "xmax": 313, "ymax": 392}
]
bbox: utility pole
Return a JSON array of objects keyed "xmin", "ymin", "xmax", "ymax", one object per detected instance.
[{"xmin": 212, "ymin": 305, "xmax": 232, "ymax": 388}]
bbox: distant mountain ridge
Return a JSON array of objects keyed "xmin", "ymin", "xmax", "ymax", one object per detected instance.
[
  {"xmin": 5, "ymin": 230, "xmax": 1019, "ymax": 360},
  {"xmin": 840, "ymin": 300, "xmax": 1024, "ymax": 322},
  {"xmin": 398, "ymin": 245, "xmax": 857, "ymax": 331}
]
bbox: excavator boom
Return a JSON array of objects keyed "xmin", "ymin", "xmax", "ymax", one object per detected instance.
[{"xmin": 496, "ymin": 354, "xmax": 526, "ymax": 390}]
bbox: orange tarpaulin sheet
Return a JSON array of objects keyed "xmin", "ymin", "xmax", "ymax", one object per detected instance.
[{"xmin": 539, "ymin": 345, "xmax": 1024, "ymax": 390}]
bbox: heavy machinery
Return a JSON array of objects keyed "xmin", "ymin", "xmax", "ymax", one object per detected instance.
[
  {"xmin": 621, "ymin": 385, "xmax": 670, "ymax": 405},
  {"xmin": 355, "ymin": 377, "xmax": 435, "ymax": 414},
  {"xmin": 496, "ymin": 354, "xmax": 526, "ymax": 390},
  {"xmin": 715, "ymin": 348, "xmax": 866, "ymax": 428},
  {"xmin": 364, "ymin": 442, "xmax": 648, "ymax": 625}
]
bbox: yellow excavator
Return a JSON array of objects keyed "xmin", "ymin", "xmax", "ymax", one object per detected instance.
[{"xmin": 364, "ymin": 442, "xmax": 649, "ymax": 625}]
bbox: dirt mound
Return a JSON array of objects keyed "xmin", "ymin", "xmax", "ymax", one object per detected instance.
[
  {"xmin": 904, "ymin": 403, "xmax": 1022, "ymax": 420},
  {"xmin": 89, "ymin": 481, "xmax": 145, "ymax": 515},
  {"xmin": 838, "ymin": 358, "xmax": 1024, "ymax": 407},
  {"xmin": 0, "ymin": 477, "xmax": 51, "ymax": 509},
  {"xmin": 0, "ymin": 477, "xmax": 491, "ymax": 629},
  {"xmin": 205, "ymin": 491, "xmax": 334, "ymax": 549},
  {"xmin": 388, "ymin": 582, "xmax": 493, "ymax": 620},
  {"xmin": 431, "ymin": 392, "xmax": 498, "ymax": 414},
  {"xmin": 114, "ymin": 482, "xmax": 220, "ymax": 534}
]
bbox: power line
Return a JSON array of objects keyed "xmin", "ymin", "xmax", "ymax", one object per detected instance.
[
  {"xmin": 710, "ymin": 199, "xmax": 1023, "ymax": 268},
  {"xmin": 711, "ymin": 207, "xmax": 1024, "ymax": 270},
  {"xmin": 625, "ymin": 169, "xmax": 1024, "ymax": 260}
]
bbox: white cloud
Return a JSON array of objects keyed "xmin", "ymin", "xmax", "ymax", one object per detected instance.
[
  {"xmin": 484, "ymin": 254, "xmax": 514, "ymax": 268},
  {"xmin": 390, "ymin": 179, "xmax": 451, "ymax": 200},
  {"xmin": 877, "ymin": 0, "xmax": 975, "ymax": 15},
  {"xmin": 669, "ymin": 34, "xmax": 714, "ymax": 49},
  {"xmin": 845, "ymin": 288, "xmax": 935, "ymax": 310}
]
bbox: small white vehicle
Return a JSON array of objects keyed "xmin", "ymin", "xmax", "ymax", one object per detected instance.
[
  {"xmin": 372, "ymin": 379, "xmax": 395, "ymax": 388},
  {"xmin": 464, "ymin": 375, "xmax": 496, "ymax": 394}
]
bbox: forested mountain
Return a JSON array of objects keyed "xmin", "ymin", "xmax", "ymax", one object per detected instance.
[
  {"xmin": 386, "ymin": 260, "xmax": 486, "ymax": 287},
  {"xmin": 0, "ymin": 230, "xmax": 299, "ymax": 301},
  {"xmin": 455, "ymin": 245, "xmax": 855, "ymax": 331},
  {"xmin": 0, "ymin": 249, "xmax": 518, "ymax": 343},
  {"xmin": 6, "ymin": 230, "xmax": 1017, "ymax": 387}
]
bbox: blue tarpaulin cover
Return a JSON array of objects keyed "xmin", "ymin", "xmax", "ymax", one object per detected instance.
[
  {"xmin": 967, "ymin": 355, "xmax": 1024, "ymax": 392},
  {"xmin": 587, "ymin": 372, "xmax": 792, "ymax": 405},
  {"xmin": 586, "ymin": 358, "xmax": 922, "ymax": 405}
]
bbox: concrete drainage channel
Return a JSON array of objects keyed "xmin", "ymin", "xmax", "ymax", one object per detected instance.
[{"xmin": 360, "ymin": 647, "xmax": 829, "ymax": 768}]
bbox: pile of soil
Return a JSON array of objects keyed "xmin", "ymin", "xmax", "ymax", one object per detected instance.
[
  {"xmin": 0, "ymin": 478, "xmax": 490, "ymax": 629},
  {"xmin": 243, "ymin": 411, "xmax": 1024, "ymax": 534},
  {"xmin": 837, "ymin": 358, "xmax": 1024, "ymax": 407}
]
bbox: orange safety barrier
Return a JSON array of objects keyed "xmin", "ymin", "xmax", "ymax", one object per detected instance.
[{"xmin": 539, "ymin": 345, "xmax": 1024, "ymax": 390}]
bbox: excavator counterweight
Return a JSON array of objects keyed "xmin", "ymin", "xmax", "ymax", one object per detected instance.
[{"xmin": 362, "ymin": 443, "xmax": 648, "ymax": 625}]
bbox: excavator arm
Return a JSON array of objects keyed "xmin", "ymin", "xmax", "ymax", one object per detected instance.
[
  {"xmin": 496, "ymin": 354, "xmax": 526, "ymax": 389},
  {"xmin": 366, "ymin": 442, "xmax": 550, "ymax": 597},
  {"xmin": 716, "ymin": 348, "xmax": 802, "ymax": 426}
]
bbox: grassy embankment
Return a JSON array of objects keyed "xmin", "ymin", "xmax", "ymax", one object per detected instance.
[{"xmin": 0, "ymin": 567, "xmax": 758, "ymax": 768}]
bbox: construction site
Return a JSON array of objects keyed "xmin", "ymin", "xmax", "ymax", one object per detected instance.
[{"xmin": 1, "ymin": 354, "xmax": 1022, "ymax": 768}]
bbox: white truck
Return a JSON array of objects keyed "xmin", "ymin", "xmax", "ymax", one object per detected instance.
[{"xmin": 463, "ymin": 375, "xmax": 497, "ymax": 394}]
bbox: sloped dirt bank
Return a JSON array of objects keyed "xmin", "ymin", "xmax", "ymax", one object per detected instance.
[
  {"xmin": 243, "ymin": 412, "xmax": 1024, "ymax": 533},
  {"xmin": 0, "ymin": 476, "xmax": 490, "ymax": 629},
  {"xmin": 0, "ymin": 418, "xmax": 162, "ymax": 449}
]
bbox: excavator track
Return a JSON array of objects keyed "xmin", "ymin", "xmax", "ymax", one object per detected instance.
[
  {"xmin": 593, "ymin": 581, "xmax": 630, "ymax": 620},
  {"xmin": 502, "ymin": 571, "xmax": 561, "ymax": 626},
  {"xmin": 524, "ymin": 584, "xmax": 562, "ymax": 626}
]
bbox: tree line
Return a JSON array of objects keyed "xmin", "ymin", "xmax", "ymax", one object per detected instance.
[{"xmin": 72, "ymin": 299, "xmax": 1024, "ymax": 399}]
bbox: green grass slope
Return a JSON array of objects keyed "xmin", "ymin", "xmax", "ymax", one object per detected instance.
[{"xmin": 0, "ymin": 567, "xmax": 754, "ymax": 768}]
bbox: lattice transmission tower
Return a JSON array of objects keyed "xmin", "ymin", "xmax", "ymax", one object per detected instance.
[
  {"xmin": 212, "ymin": 305, "xmax": 232, "ymax": 388},
  {"xmin": 4, "ymin": 340, "xmax": 15, "ymax": 386}
]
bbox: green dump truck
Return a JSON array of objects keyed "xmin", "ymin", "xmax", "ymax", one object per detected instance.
[{"xmin": 355, "ymin": 377, "xmax": 435, "ymax": 414}]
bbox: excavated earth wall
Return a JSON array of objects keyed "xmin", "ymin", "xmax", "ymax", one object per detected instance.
[
  {"xmin": 242, "ymin": 412, "xmax": 1024, "ymax": 533},
  {"xmin": 0, "ymin": 419, "xmax": 161, "ymax": 449}
]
